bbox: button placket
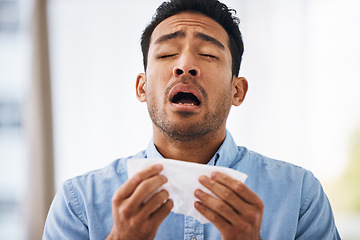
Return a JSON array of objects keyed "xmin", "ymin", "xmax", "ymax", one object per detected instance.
[{"xmin": 184, "ymin": 216, "xmax": 204, "ymax": 240}]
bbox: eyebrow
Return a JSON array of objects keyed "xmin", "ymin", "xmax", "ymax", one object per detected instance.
[
  {"xmin": 154, "ymin": 30, "xmax": 186, "ymax": 44},
  {"xmin": 154, "ymin": 30, "xmax": 225, "ymax": 50},
  {"xmin": 194, "ymin": 32, "xmax": 225, "ymax": 50}
]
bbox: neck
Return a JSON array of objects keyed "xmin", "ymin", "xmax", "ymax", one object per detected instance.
[{"xmin": 152, "ymin": 126, "xmax": 226, "ymax": 164}]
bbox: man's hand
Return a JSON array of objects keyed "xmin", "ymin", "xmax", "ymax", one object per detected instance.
[
  {"xmin": 106, "ymin": 164, "xmax": 173, "ymax": 240},
  {"xmin": 194, "ymin": 171, "xmax": 263, "ymax": 240}
]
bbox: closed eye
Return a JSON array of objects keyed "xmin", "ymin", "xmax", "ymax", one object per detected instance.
[
  {"xmin": 159, "ymin": 54, "xmax": 177, "ymax": 59},
  {"xmin": 200, "ymin": 54, "xmax": 217, "ymax": 59}
]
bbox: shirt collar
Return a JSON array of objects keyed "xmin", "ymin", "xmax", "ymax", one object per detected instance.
[{"xmin": 146, "ymin": 129, "xmax": 238, "ymax": 168}]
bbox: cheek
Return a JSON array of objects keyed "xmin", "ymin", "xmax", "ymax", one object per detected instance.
[
  {"xmin": 145, "ymin": 81, "xmax": 159, "ymax": 99},
  {"xmin": 206, "ymin": 73, "xmax": 233, "ymax": 99},
  {"xmin": 147, "ymin": 63, "xmax": 172, "ymax": 83},
  {"xmin": 205, "ymin": 66, "xmax": 232, "ymax": 85},
  {"xmin": 145, "ymin": 76, "xmax": 167, "ymax": 102}
]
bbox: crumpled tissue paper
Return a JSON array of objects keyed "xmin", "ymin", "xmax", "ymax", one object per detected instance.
[{"xmin": 127, "ymin": 158, "xmax": 247, "ymax": 224}]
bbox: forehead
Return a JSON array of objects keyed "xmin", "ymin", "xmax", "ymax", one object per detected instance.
[{"xmin": 150, "ymin": 12, "xmax": 229, "ymax": 47}]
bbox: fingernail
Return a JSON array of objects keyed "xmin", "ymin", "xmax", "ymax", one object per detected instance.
[
  {"xmin": 194, "ymin": 189, "xmax": 202, "ymax": 197},
  {"xmin": 155, "ymin": 164, "xmax": 163, "ymax": 170},
  {"xmin": 211, "ymin": 171, "xmax": 219, "ymax": 179},
  {"xmin": 199, "ymin": 175, "xmax": 207, "ymax": 183},
  {"xmin": 161, "ymin": 175, "xmax": 167, "ymax": 182}
]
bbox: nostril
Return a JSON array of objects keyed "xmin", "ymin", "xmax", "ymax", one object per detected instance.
[
  {"xmin": 175, "ymin": 69, "xmax": 184, "ymax": 75},
  {"xmin": 189, "ymin": 69, "xmax": 197, "ymax": 76}
]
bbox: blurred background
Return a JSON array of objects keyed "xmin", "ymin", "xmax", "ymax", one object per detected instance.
[{"xmin": 0, "ymin": 0, "xmax": 359, "ymax": 239}]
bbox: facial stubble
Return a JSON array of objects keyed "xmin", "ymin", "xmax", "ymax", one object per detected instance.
[{"xmin": 146, "ymin": 78, "xmax": 233, "ymax": 142}]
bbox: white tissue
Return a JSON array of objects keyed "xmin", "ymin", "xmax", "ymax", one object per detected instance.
[{"xmin": 127, "ymin": 158, "xmax": 247, "ymax": 224}]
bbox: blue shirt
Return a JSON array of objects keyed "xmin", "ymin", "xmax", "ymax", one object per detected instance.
[{"xmin": 43, "ymin": 131, "xmax": 340, "ymax": 239}]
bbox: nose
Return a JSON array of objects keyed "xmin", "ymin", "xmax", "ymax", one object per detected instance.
[{"xmin": 173, "ymin": 56, "xmax": 201, "ymax": 78}]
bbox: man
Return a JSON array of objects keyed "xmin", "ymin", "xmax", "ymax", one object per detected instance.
[{"xmin": 43, "ymin": 0, "xmax": 340, "ymax": 239}]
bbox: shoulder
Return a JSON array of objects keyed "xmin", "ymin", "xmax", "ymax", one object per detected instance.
[
  {"xmin": 234, "ymin": 148, "xmax": 340, "ymax": 238},
  {"xmin": 63, "ymin": 150, "xmax": 147, "ymax": 199},
  {"xmin": 43, "ymin": 151, "xmax": 147, "ymax": 239},
  {"xmin": 234, "ymin": 146, "xmax": 319, "ymax": 201},
  {"xmin": 58, "ymin": 150, "xmax": 148, "ymax": 219},
  {"xmin": 235, "ymin": 146, "xmax": 310, "ymax": 178}
]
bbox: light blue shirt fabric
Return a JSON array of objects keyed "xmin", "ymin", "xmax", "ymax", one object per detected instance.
[{"xmin": 43, "ymin": 131, "xmax": 340, "ymax": 239}]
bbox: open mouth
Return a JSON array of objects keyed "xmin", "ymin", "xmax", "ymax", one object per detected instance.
[{"xmin": 171, "ymin": 92, "xmax": 201, "ymax": 106}]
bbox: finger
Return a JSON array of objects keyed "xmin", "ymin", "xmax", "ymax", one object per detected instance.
[
  {"xmin": 194, "ymin": 201, "xmax": 233, "ymax": 232},
  {"xmin": 113, "ymin": 164, "xmax": 163, "ymax": 203},
  {"xmin": 198, "ymin": 175, "xmax": 249, "ymax": 215},
  {"xmin": 195, "ymin": 189, "xmax": 240, "ymax": 224},
  {"xmin": 211, "ymin": 172, "xmax": 263, "ymax": 208},
  {"xmin": 149, "ymin": 198, "xmax": 174, "ymax": 226},
  {"xmin": 129, "ymin": 174, "xmax": 168, "ymax": 208},
  {"xmin": 139, "ymin": 189, "xmax": 170, "ymax": 218}
]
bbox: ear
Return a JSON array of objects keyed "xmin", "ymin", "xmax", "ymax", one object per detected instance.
[
  {"xmin": 136, "ymin": 73, "xmax": 147, "ymax": 102},
  {"xmin": 232, "ymin": 76, "xmax": 248, "ymax": 106}
]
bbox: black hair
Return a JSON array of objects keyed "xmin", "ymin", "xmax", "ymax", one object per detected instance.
[{"xmin": 140, "ymin": 0, "xmax": 244, "ymax": 77}]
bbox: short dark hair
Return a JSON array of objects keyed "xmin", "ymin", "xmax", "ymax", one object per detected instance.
[{"xmin": 140, "ymin": 0, "xmax": 244, "ymax": 77}]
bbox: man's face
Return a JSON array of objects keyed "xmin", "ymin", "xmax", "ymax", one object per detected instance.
[{"xmin": 137, "ymin": 12, "xmax": 247, "ymax": 141}]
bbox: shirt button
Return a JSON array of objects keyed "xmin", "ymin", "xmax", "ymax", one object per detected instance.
[{"xmin": 190, "ymin": 237, "xmax": 197, "ymax": 240}]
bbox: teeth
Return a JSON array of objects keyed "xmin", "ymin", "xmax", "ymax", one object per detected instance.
[{"xmin": 178, "ymin": 102, "xmax": 195, "ymax": 105}]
